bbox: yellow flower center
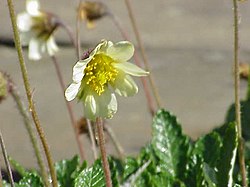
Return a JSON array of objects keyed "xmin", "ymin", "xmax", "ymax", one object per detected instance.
[{"xmin": 84, "ymin": 53, "xmax": 118, "ymax": 95}]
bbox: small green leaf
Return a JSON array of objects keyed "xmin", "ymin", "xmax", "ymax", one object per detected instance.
[
  {"xmin": 123, "ymin": 157, "xmax": 139, "ymax": 181},
  {"xmin": 16, "ymin": 172, "xmax": 43, "ymax": 187},
  {"xmin": 217, "ymin": 123, "xmax": 238, "ymax": 187},
  {"xmin": 74, "ymin": 158, "xmax": 119, "ymax": 187},
  {"xmin": 74, "ymin": 159, "xmax": 105, "ymax": 187},
  {"xmin": 225, "ymin": 100, "xmax": 250, "ymax": 140},
  {"xmin": 152, "ymin": 109, "xmax": 191, "ymax": 179},
  {"xmin": 203, "ymin": 163, "xmax": 216, "ymax": 187},
  {"xmin": 8, "ymin": 156, "xmax": 27, "ymax": 177},
  {"xmin": 193, "ymin": 132, "xmax": 222, "ymax": 167},
  {"xmin": 184, "ymin": 154, "xmax": 207, "ymax": 187},
  {"xmin": 55, "ymin": 155, "xmax": 81, "ymax": 187}
]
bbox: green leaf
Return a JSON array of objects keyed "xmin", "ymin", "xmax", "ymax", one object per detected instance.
[
  {"xmin": 8, "ymin": 156, "xmax": 27, "ymax": 177},
  {"xmin": 55, "ymin": 155, "xmax": 81, "ymax": 187},
  {"xmin": 184, "ymin": 154, "xmax": 207, "ymax": 187},
  {"xmin": 74, "ymin": 158, "xmax": 119, "ymax": 187},
  {"xmin": 123, "ymin": 157, "xmax": 139, "ymax": 181},
  {"xmin": 225, "ymin": 100, "xmax": 250, "ymax": 140},
  {"xmin": 16, "ymin": 172, "xmax": 43, "ymax": 187},
  {"xmin": 74, "ymin": 159, "xmax": 105, "ymax": 187},
  {"xmin": 193, "ymin": 132, "xmax": 222, "ymax": 167},
  {"xmin": 151, "ymin": 109, "xmax": 191, "ymax": 179},
  {"xmin": 203, "ymin": 163, "xmax": 216, "ymax": 187},
  {"xmin": 217, "ymin": 123, "xmax": 238, "ymax": 187}
]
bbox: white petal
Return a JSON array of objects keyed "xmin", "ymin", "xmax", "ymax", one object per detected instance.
[
  {"xmin": 95, "ymin": 88, "xmax": 117, "ymax": 119},
  {"xmin": 46, "ymin": 37, "xmax": 58, "ymax": 56},
  {"xmin": 26, "ymin": 0, "xmax": 40, "ymax": 16},
  {"xmin": 19, "ymin": 31, "xmax": 33, "ymax": 46},
  {"xmin": 112, "ymin": 73, "xmax": 138, "ymax": 97},
  {"xmin": 17, "ymin": 13, "xmax": 33, "ymax": 32},
  {"xmin": 28, "ymin": 38, "xmax": 43, "ymax": 60},
  {"xmin": 89, "ymin": 40, "xmax": 110, "ymax": 57},
  {"xmin": 65, "ymin": 82, "xmax": 81, "ymax": 101},
  {"xmin": 107, "ymin": 94, "xmax": 118, "ymax": 118},
  {"xmin": 84, "ymin": 95, "xmax": 97, "ymax": 121},
  {"xmin": 98, "ymin": 40, "xmax": 113, "ymax": 53},
  {"xmin": 113, "ymin": 62, "xmax": 149, "ymax": 77},
  {"xmin": 72, "ymin": 60, "xmax": 90, "ymax": 83},
  {"xmin": 107, "ymin": 41, "xmax": 134, "ymax": 62}
]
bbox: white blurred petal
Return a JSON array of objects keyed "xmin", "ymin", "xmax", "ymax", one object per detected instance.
[
  {"xmin": 65, "ymin": 82, "xmax": 81, "ymax": 101},
  {"xmin": 114, "ymin": 62, "xmax": 149, "ymax": 77},
  {"xmin": 26, "ymin": 0, "xmax": 40, "ymax": 16},
  {"xmin": 112, "ymin": 73, "xmax": 138, "ymax": 97},
  {"xmin": 28, "ymin": 38, "xmax": 43, "ymax": 60},
  {"xmin": 19, "ymin": 31, "xmax": 33, "ymax": 46},
  {"xmin": 107, "ymin": 41, "xmax": 134, "ymax": 62},
  {"xmin": 46, "ymin": 37, "xmax": 58, "ymax": 56},
  {"xmin": 17, "ymin": 13, "xmax": 33, "ymax": 32}
]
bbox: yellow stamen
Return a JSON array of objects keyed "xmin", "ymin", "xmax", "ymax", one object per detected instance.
[{"xmin": 84, "ymin": 53, "xmax": 118, "ymax": 95}]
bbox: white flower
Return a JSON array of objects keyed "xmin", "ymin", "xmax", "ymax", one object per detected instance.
[
  {"xmin": 17, "ymin": 0, "xmax": 58, "ymax": 60},
  {"xmin": 65, "ymin": 40, "xmax": 149, "ymax": 120}
]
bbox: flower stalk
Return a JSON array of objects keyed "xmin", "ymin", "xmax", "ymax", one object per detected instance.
[
  {"xmin": 0, "ymin": 131, "xmax": 14, "ymax": 187},
  {"xmin": 232, "ymin": 0, "xmax": 247, "ymax": 186},
  {"xmin": 6, "ymin": 0, "xmax": 58, "ymax": 186},
  {"xmin": 51, "ymin": 55, "xmax": 86, "ymax": 160},
  {"xmin": 8, "ymin": 79, "xmax": 49, "ymax": 187},
  {"xmin": 124, "ymin": 0, "xmax": 162, "ymax": 109},
  {"xmin": 96, "ymin": 117, "xmax": 112, "ymax": 187}
]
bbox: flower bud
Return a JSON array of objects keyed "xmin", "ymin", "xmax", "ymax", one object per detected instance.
[{"xmin": 78, "ymin": 1, "xmax": 108, "ymax": 28}]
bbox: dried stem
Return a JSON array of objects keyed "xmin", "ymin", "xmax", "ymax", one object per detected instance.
[
  {"xmin": 6, "ymin": 0, "xmax": 58, "ymax": 186},
  {"xmin": 87, "ymin": 121, "xmax": 98, "ymax": 159},
  {"xmin": 76, "ymin": 0, "xmax": 82, "ymax": 60},
  {"xmin": 232, "ymin": 0, "xmax": 247, "ymax": 186},
  {"xmin": 0, "ymin": 131, "xmax": 14, "ymax": 187},
  {"xmin": 124, "ymin": 0, "xmax": 162, "ymax": 109},
  {"xmin": 108, "ymin": 13, "xmax": 155, "ymax": 115},
  {"xmin": 8, "ymin": 81, "xmax": 49, "ymax": 187},
  {"xmin": 104, "ymin": 124, "xmax": 125, "ymax": 160},
  {"xmin": 96, "ymin": 118, "xmax": 112, "ymax": 187},
  {"xmin": 51, "ymin": 55, "xmax": 86, "ymax": 160}
]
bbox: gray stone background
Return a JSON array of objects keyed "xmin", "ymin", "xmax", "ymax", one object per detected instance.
[{"xmin": 0, "ymin": 0, "xmax": 250, "ymax": 168}]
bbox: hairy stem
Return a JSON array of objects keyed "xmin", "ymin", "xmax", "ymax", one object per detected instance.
[
  {"xmin": 124, "ymin": 0, "xmax": 162, "ymax": 109},
  {"xmin": 9, "ymin": 81, "xmax": 49, "ymax": 187},
  {"xmin": 0, "ymin": 131, "xmax": 14, "ymax": 187},
  {"xmin": 232, "ymin": 0, "xmax": 247, "ymax": 186},
  {"xmin": 6, "ymin": 0, "xmax": 58, "ymax": 186},
  {"xmin": 51, "ymin": 55, "xmax": 86, "ymax": 160},
  {"xmin": 96, "ymin": 118, "xmax": 112, "ymax": 187},
  {"xmin": 108, "ymin": 13, "xmax": 155, "ymax": 115},
  {"xmin": 104, "ymin": 124, "xmax": 125, "ymax": 160}
]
